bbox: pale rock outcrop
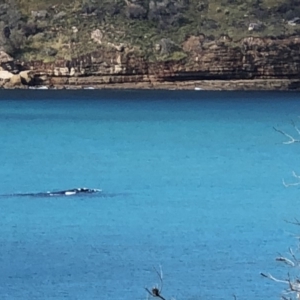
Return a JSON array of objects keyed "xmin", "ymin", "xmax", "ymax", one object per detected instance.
[
  {"xmin": 53, "ymin": 11, "xmax": 66, "ymax": 20},
  {"xmin": 91, "ymin": 29, "xmax": 103, "ymax": 44},
  {"xmin": 70, "ymin": 68, "xmax": 76, "ymax": 76},
  {"xmin": 107, "ymin": 42, "xmax": 125, "ymax": 52},
  {"xmin": 0, "ymin": 70, "xmax": 12, "ymax": 87},
  {"xmin": 182, "ymin": 36, "xmax": 203, "ymax": 52},
  {"xmin": 19, "ymin": 70, "xmax": 34, "ymax": 85},
  {"xmin": 9, "ymin": 74, "xmax": 22, "ymax": 86},
  {"xmin": 54, "ymin": 67, "xmax": 69, "ymax": 76},
  {"xmin": 31, "ymin": 10, "xmax": 48, "ymax": 19},
  {"xmin": 0, "ymin": 70, "xmax": 13, "ymax": 80},
  {"xmin": 0, "ymin": 51, "xmax": 22, "ymax": 73},
  {"xmin": 0, "ymin": 51, "xmax": 13, "ymax": 63}
]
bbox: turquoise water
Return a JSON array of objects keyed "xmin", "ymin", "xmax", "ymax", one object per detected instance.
[{"xmin": 0, "ymin": 90, "xmax": 300, "ymax": 299}]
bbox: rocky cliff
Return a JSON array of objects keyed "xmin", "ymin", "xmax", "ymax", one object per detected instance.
[
  {"xmin": 1, "ymin": 35, "xmax": 300, "ymax": 90},
  {"xmin": 1, "ymin": 0, "xmax": 300, "ymax": 90}
]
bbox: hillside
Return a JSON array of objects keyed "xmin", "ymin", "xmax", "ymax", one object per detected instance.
[
  {"xmin": 1, "ymin": 0, "xmax": 300, "ymax": 61},
  {"xmin": 1, "ymin": 0, "xmax": 300, "ymax": 90}
]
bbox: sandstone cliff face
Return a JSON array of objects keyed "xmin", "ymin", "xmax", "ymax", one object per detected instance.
[
  {"xmin": 152, "ymin": 36, "xmax": 300, "ymax": 81},
  {"xmin": 1, "ymin": 36, "xmax": 300, "ymax": 90}
]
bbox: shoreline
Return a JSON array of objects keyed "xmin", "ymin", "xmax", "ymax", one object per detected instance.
[{"xmin": 23, "ymin": 79, "xmax": 300, "ymax": 91}]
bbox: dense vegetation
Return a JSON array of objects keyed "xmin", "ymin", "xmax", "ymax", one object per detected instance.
[{"xmin": 1, "ymin": 0, "xmax": 300, "ymax": 61}]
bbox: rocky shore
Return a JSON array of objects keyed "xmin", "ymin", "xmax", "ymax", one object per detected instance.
[
  {"xmin": 22, "ymin": 79, "xmax": 300, "ymax": 91},
  {"xmin": 2, "ymin": 35, "xmax": 300, "ymax": 91}
]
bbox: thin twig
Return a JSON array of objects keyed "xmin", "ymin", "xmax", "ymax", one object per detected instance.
[
  {"xmin": 289, "ymin": 247, "xmax": 298, "ymax": 263},
  {"xmin": 273, "ymin": 127, "xmax": 300, "ymax": 144},
  {"xmin": 291, "ymin": 120, "xmax": 300, "ymax": 136},
  {"xmin": 276, "ymin": 257, "xmax": 295, "ymax": 267},
  {"xmin": 285, "ymin": 218, "xmax": 300, "ymax": 226},
  {"xmin": 153, "ymin": 265, "xmax": 163, "ymax": 293},
  {"xmin": 261, "ymin": 273, "xmax": 289, "ymax": 284},
  {"xmin": 282, "ymin": 172, "xmax": 300, "ymax": 187}
]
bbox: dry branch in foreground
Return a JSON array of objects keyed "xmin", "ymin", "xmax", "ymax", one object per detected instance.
[
  {"xmin": 274, "ymin": 121, "xmax": 300, "ymax": 187},
  {"xmin": 145, "ymin": 266, "xmax": 166, "ymax": 300},
  {"xmin": 261, "ymin": 223, "xmax": 300, "ymax": 299},
  {"xmin": 273, "ymin": 120, "xmax": 300, "ymax": 145}
]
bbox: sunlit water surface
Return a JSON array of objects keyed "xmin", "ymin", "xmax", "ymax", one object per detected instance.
[{"xmin": 0, "ymin": 90, "xmax": 299, "ymax": 300}]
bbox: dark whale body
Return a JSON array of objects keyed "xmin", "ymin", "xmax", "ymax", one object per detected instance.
[
  {"xmin": 1, "ymin": 188, "xmax": 102, "ymax": 198},
  {"xmin": 0, "ymin": 188, "xmax": 131, "ymax": 199},
  {"xmin": 46, "ymin": 188, "xmax": 102, "ymax": 197}
]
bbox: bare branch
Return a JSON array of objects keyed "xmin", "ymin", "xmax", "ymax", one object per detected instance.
[
  {"xmin": 269, "ymin": 121, "xmax": 300, "ymax": 299},
  {"xmin": 145, "ymin": 266, "xmax": 166, "ymax": 300},
  {"xmin": 261, "ymin": 272, "xmax": 289, "ymax": 284},
  {"xmin": 291, "ymin": 120, "xmax": 300, "ymax": 136},
  {"xmin": 153, "ymin": 265, "xmax": 163, "ymax": 293},
  {"xmin": 276, "ymin": 257, "xmax": 295, "ymax": 267},
  {"xmin": 262, "ymin": 272, "xmax": 300, "ymax": 298},
  {"xmin": 283, "ymin": 180, "xmax": 300, "ymax": 187},
  {"xmin": 289, "ymin": 248, "xmax": 299, "ymax": 263},
  {"xmin": 283, "ymin": 179, "xmax": 300, "ymax": 187},
  {"xmin": 145, "ymin": 288, "xmax": 154, "ymax": 296},
  {"xmin": 282, "ymin": 172, "xmax": 300, "ymax": 188},
  {"xmin": 273, "ymin": 127, "xmax": 300, "ymax": 144},
  {"xmin": 284, "ymin": 218, "xmax": 300, "ymax": 226},
  {"xmin": 292, "ymin": 171, "xmax": 300, "ymax": 179},
  {"xmin": 287, "ymin": 275, "xmax": 300, "ymax": 293}
]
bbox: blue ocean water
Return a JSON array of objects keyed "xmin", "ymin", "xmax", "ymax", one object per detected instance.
[{"xmin": 0, "ymin": 90, "xmax": 300, "ymax": 300}]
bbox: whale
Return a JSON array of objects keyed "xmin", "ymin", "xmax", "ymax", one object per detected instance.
[
  {"xmin": 46, "ymin": 187, "xmax": 102, "ymax": 197},
  {"xmin": 0, "ymin": 188, "xmax": 132, "ymax": 199},
  {"xmin": 0, "ymin": 187, "xmax": 103, "ymax": 198}
]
